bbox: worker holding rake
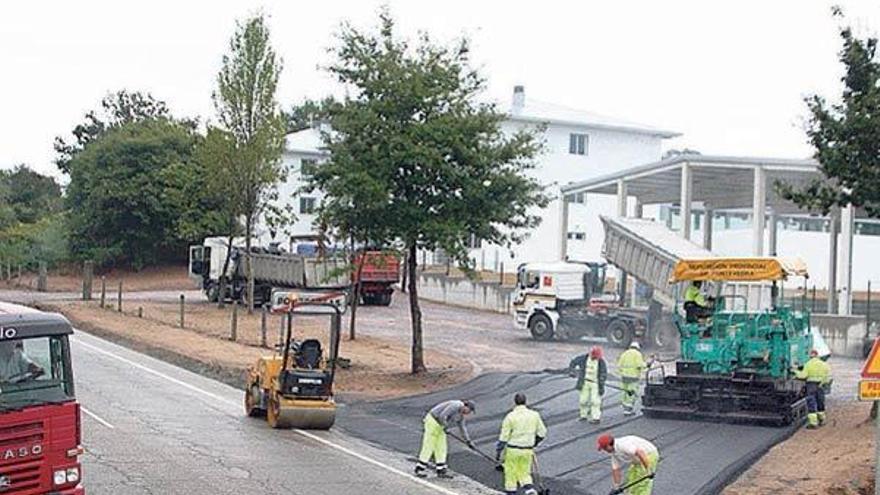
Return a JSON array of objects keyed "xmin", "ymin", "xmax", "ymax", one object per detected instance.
[
  {"xmin": 496, "ymin": 393, "xmax": 547, "ymax": 495},
  {"xmin": 597, "ymin": 433, "xmax": 659, "ymax": 495},
  {"xmin": 414, "ymin": 399, "xmax": 476, "ymax": 479}
]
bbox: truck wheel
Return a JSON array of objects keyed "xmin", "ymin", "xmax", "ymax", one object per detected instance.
[
  {"xmin": 380, "ymin": 292, "xmax": 393, "ymax": 306},
  {"xmin": 529, "ymin": 314, "xmax": 554, "ymax": 341},
  {"xmin": 607, "ymin": 320, "xmax": 633, "ymax": 348},
  {"xmin": 206, "ymin": 283, "xmax": 220, "ymax": 303},
  {"xmin": 245, "ymin": 384, "xmax": 266, "ymax": 418}
]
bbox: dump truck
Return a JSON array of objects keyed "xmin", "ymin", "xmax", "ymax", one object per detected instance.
[
  {"xmin": 512, "ymin": 261, "xmax": 650, "ymax": 347},
  {"xmin": 642, "ymin": 257, "xmax": 817, "ymax": 426},
  {"xmin": 0, "ymin": 303, "xmax": 85, "ymax": 494},
  {"xmin": 188, "ymin": 237, "xmax": 349, "ymax": 305}
]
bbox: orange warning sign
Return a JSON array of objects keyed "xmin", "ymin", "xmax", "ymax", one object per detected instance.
[
  {"xmin": 859, "ymin": 380, "xmax": 880, "ymax": 401},
  {"xmin": 862, "ymin": 338, "xmax": 880, "ymax": 378}
]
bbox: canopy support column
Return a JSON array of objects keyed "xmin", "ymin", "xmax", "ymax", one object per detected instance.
[
  {"xmin": 768, "ymin": 211, "xmax": 778, "ymax": 256},
  {"xmin": 680, "ymin": 163, "xmax": 692, "ymax": 240},
  {"xmin": 752, "ymin": 166, "xmax": 766, "ymax": 256},
  {"xmin": 828, "ymin": 209, "xmax": 839, "ymax": 314},
  {"xmin": 839, "ymin": 203, "xmax": 854, "ymax": 315},
  {"xmin": 616, "ymin": 180, "xmax": 628, "ymax": 304},
  {"xmin": 702, "ymin": 208, "xmax": 713, "ymax": 250},
  {"xmin": 559, "ymin": 194, "xmax": 569, "ymax": 261}
]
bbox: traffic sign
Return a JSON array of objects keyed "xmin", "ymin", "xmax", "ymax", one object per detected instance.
[
  {"xmin": 862, "ymin": 337, "xmax": 880, "ymax": 378},
  {"xmin": 859, "ymin": 380, "xmax": 880, "ymax": 401}
]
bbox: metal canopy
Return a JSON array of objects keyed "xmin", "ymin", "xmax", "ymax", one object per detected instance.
[{"xmin": 561, "ymin": 154, "xmax": 826, "ymax": 214}]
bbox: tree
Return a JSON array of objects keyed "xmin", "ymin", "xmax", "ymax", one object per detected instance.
[
  {"xmin": 284, "ymin": 97, "xmax": 335, "ymax": 133},
  {"xmin": 65, "ymin": 118, "xmax": 211, "ymax": 268},
  {"xmin": 54, "ymin": 90, "xmax": 172, "ymax": 174},
  {"xmin": 2, "ymin": 165, "xmax": 62, "ymax": 224},
  {"xmin": 310, "ymin": 12, "xmax": 547, "ymax": 373},
  {"xmin": 777, "ymin": 12, "xmax": 880, "ymax": 216},
  {"xmin": 202, "ymin": 13, "xmax": 286, "ymax": 313}
]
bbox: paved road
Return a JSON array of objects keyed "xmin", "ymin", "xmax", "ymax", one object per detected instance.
[{"xmin": 73, "ymin": 331, "xmax": 492, "ymax": 495}]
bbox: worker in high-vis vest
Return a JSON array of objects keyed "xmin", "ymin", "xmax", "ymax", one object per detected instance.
[
  {"xmin": 496, "ymin": 393, "xmax": 547, "ymax": 495},
  {"xmin": 597, "ymin": 433, "xmax": 659, "ymax": 495},
  {"xmin": 683, "ymin": 280, "xmax": 712, "ymax": 322},
  {"xmin": 569, "ymin": 345, "xmax": 607, "ymax": 423},
  {"xmin": 617, "ymin": 342, "xmax": 648, "ymax": 416},
  {"xmin": 414, "ymin": 399, "xmax": 476, "ymax": 478},
  {"xmin": 796, "ymin": 349, "xmax": 832, "ymax": 429}
]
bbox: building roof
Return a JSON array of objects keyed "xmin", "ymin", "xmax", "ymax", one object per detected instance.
[
  {"xmin": 507, "ymin": 98, "xmax": 681, "ymax": 138},
  {"xmin": 285, "ymin": 128, "xmax": 326, "ymax": 156}
]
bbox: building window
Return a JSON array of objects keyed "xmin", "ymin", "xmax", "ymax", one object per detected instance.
[
  {"xmin": 466, "ymin": 233, "xmax": 482, "ymax": 249},
  {"xmin": 299, "ymin": 197, "xmax": 317, "ymax": 214},
  {"xmin": 301, "ymin": 158, "xmax": 318, "ymax": 177},
  {"xmin": 569, "ymin": 133, "xmax": 589, "ymax": 155},
  {"xmin": 567, "ymin": 232, "xmax": 586, "ymax": 240},
  {"xmin": 566, "ymin": 192, "xmax": 586, "ymax": 204}
]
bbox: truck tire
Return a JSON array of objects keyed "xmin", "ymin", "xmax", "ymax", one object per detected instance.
[
  {"xmin": 529, "ymin": 313, "xmax": 554, "ymax": 341},
  {"xmin": 206, "ymin": 283, "xmax": 220, "ymax": 303},
  {"xmin": 607, "ymin": 320, "xmax": 633, "ymax": 348},
  {"xmin": 379, "ymin": 292, "xmax": 393, "ymax": 306}
]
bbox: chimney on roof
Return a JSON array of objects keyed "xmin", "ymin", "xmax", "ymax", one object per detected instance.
[{"xmin": 512, "ymin": 85, "xmax": 525, "ymax": 113}]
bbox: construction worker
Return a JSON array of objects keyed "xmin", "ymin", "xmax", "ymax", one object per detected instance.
[
  {"xmin": 683, "ymin": 280, "xmax": 712, "ymax": 322},
  {"xmin": 796, "ymin": 349, "xmax": 832, "ymax": 429},
  {"xmin": 496, "ymin": 393, "xmax": 547, "ymax": 495},
  {"xmin": 617, "ymin": 342, "xmax": 648, "ymax": 416},
  {"xmin": 597, "ymin": 433, "xmax": 659, "ymax": 495},
  {"xmin": 0, "ymin": 340, "xmax": 43, "ymax": 382},
  {"xmin": 414, "ymin": 399, "xmax": 476, "ymax": 478},
  {"xmin": 569, "ymin": 345, "xmax": 607, "ymax": 423}
]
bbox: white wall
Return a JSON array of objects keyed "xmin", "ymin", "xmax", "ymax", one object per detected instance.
[{"xmin": 275, "ymin": 153, "xmax": 324, "ymax": 242}]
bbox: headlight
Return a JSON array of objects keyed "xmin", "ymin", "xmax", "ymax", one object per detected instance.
[
  {"xmin": 66, "ymin": 467, "xmax": 80, "ymax": 483},
  {"xmin": 53, "ymin": 470, "xmax": 67, "ymax": 485}
]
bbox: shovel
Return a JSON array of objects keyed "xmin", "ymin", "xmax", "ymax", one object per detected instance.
[
  {"xmin": 608, "ymin": 471, "xmax": 655, "ymax": 495},
  {"xmin": 531, "ymin": 453, "xmax": 550, "ymax": 495},
  {"xmin": 447, "ymin": 431, "xmax": 504, "ymax": 472}
]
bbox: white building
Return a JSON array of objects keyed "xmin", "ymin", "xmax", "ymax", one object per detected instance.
[{"xmin": 276, "ymin": 86, "xmax": 678, "ymax": 265}]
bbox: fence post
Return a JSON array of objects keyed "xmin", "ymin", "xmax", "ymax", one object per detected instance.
[
  {"xmin": 82, "ymin": 261, "xmax": 94, "ymax": 301},
  {"xmin": 138, "ymin": 306, "xmax": 143, "ymax": 318},
  {"xmin": 117, "ymin": 280, "xmax": 123, "ymax": 313},
  {"xmin": 499, "ymin": 262, "xmax": 504, "ymax": 285},
  {"xmin": 260, "ymin": 304, "xmax": 268, "ymax": 348},
  {"xmin": 230, "ymin": 300, "xmax": 238, "ymax": 341},
  {"xmin": 278, "ymin": 313, "xmax": 285, "ymax": 347},
  {"xmin": 37, "ymin": 262, "xmax": 47, "ymax": 292},
  {"xmin": 100, "ymin": 276, "xmax": 106, "ymax": 308},
  {"xmin": 179, "ymin": 294, "xmax": 185, "ymax": 328}
]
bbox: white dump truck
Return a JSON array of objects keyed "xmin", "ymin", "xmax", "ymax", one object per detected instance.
[{"xmin": 512, "ymin": 260, "xmax": 650, "ymax": 347}]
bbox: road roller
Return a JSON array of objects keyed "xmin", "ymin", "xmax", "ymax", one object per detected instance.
[{"xmin": 245, "ymin": 289, "xmax": 346, "ymax": 430}]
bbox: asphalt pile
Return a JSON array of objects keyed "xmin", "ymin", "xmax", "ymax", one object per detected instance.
[{"xmin": 340, "ymin": 371, "xmax": 799, "ymax": 495}]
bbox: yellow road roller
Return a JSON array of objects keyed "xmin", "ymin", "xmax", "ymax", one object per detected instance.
[{"xmin": 245, "ymin": 290, "xmax": 346, "ymax": 430}]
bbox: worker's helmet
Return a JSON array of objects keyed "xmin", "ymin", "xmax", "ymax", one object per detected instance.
[
  {"xmin": 694, "ymin": 280, "xmax": 703, "ymax": 288},
  {"xmin": 590, "ymin": 346, "xmax": 603, "ymax": 360},
  {"xmin": 462, "ymin": 400, "xmax": 476, "ymax": 414},
  {"xmin": 596, "ymin": 433, "xmax": 614, "ymax": 451},
  {"xmin": 630, "ymin": 342, "xmax": 641, "ymax": 350},
  {"xmin": 809, "ymin": 349, "xmax": 819, "ymax": 358}
]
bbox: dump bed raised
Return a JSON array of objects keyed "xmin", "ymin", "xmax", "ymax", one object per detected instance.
[
  {"xmin": 236, "ymin": 252, "xmax": 349, "ymax": 288},
  {"xmin": 600, "ymin": 215, "xmax": 714, "ymax": 308}
]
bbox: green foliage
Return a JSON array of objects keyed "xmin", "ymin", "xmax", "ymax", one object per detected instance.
[
  {"xmin": 284, "ymin": 97, "xmax": 335, "ymax": 133},
  {"xmin": 2, "ymin": 165, "xmax": 62, "ymax": 224},
  {"xmin": 777, "ymin": 13, "xmax": 880, "ymax": 217},
  {"xmin": 312, "ymin": 11, "xmax": 548, "ymax": 264},
  {"xmin": 0, "ymin": 213, "xmax": 69, "ymax": 268},
  {"xmin": 54, "ymin": 90, "xmax": 174, "ymax": 174},
  {"xmin": 65, "ymin": 118, "xmax": 219, "ymax": 269}
]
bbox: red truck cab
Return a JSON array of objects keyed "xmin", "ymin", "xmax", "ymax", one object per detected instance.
[{"xmin": 0, "ymin": 304, "xmax": 83, "ymax": 494}]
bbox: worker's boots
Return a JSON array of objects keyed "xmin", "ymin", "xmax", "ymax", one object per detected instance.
[
  {"xmin": 414, "ymin": 462, "xmax": 428, "ymax": 478},
  {"xmin": 436, "ymin": 465, "xmax": 454, "ymax": 479}
]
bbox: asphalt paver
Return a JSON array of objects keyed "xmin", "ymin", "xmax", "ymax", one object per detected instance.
[{"xmin": 340, "ymin": 371, "xmax": 800, "ymax": 495}]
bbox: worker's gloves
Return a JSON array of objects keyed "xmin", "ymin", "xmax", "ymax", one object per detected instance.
[
  {"xmin": 495, "ymin": 440, "xmax": 507, "ymax": 458},
  {"xmin": 466, "ymin": 440, "xmax": 476, "ymax": 450},
  {"xmin": 647, "ymin": 471, "xmax": 656, "ymax": 479}
]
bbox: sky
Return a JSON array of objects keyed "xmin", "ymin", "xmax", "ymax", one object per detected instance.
[{"xmin": 2, "ymin": 0, "xmax": 878, "ymax": 180}]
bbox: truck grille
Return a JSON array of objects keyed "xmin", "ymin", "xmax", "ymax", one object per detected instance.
[{"xmin": 0, "ymin": 421, "xmax": 45, "ymax": 493}]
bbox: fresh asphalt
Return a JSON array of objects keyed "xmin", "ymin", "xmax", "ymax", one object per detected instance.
[
  {"xmin": 339, "ymin": 371, "xmax": 801, "ymax": 495},
  {"xmin": 72, "ymin": 330, "xmax": 493, "ymax": 495}
]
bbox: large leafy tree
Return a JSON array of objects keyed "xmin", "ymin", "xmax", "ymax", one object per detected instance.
[
  {"xmin": 778, "ymin": 13, "xmax": 880, "ymax": 216},
  {"xmin": 54, "ymin": 90, "xmax": 171, "ymax": 174},
  {"xmin": 310, "ymin": 12, "xmax": 547, "ymax": 373},
  {"xmin": 2, "ymin": 165, "xmax": 62, "ymax": 224},
  {"xmin": 201, "ymin": 14, "xmax": 286, "ymax": 312},
  {"xmin": 65, "ymin": 118, "xmax": 213, "ymax": 268}
]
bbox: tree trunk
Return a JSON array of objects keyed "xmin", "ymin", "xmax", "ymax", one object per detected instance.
[
  {"xmin": 400, "ymin": 250, "xmax": 408, "ymax": 294},
  {"xmin": 218, "ymin": 235, "xmax": 235, "ymax": 309},
  {"xmin": 348, "ymin": 237, "xmax": 364, "ymax": 341},
  {"xmin": 408, "ymin": 242, "xmax": 426, "ymax": 373},
  {"xmin": 246, "ymin": 217, "xmax": 255, "ymax": 315}
]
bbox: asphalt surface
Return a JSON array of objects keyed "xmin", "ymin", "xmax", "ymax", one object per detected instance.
[
  {"xmin": 73, "ymin": 330, "xmax": 493, "ymax": 495},
  {"xmin": 340, "ymin": 371, "xmax": 802, "ymax": 495}
]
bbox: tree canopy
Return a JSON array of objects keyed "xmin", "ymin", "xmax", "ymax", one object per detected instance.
[
  {"xmin": 778, "ymin": 13, "xmax": 880, "ymax": 216},
  {"xmin": 310, "ymin": 12, "xmax": 547, "ymax": 372}
]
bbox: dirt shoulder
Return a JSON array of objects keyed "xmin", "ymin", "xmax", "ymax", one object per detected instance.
[
  {"xmin": 16, "ymin": 264, "xmax": 193, "ymax": 292},
  {"xmin": 724, "ymin": 401, "xmax": 875, "ymax": 495},
  {"xmin": 40, "ymin": 300, "xmax": 472, "ymax": 401}
]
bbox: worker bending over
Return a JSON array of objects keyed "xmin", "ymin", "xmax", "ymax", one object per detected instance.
[
  {"xmin": 617, "ymin": 342, "xmax": 648, "ymax": 416},
  {"xmin": 569, "ymin": 345, "xmax": 607, "ymax": 423},
  {"xmin": 683, "ymin": 280, "xmax": 712, "ymax": 322},
  {"xmin": 797, "ymin": 349, "xmax": 832, "ymax": 429},
  {"xmin": 496, "ymin": 393, "xmax": 547, "ymax": 495},
  {"xmin": 414, "ymin": 399, "xmax": 475, "ymax": 478},
  {"xmin": 597, "ymin": 433, "xmax": 659, "ymax": 495}
]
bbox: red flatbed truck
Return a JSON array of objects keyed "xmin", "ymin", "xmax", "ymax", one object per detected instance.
[
  {"xmin": 355, "ymin": 250, "xmax": 400, "ymax": 306},
  {"xmin": 0, "ymin": 303, "xmax": 84, "ymax": 494}
]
